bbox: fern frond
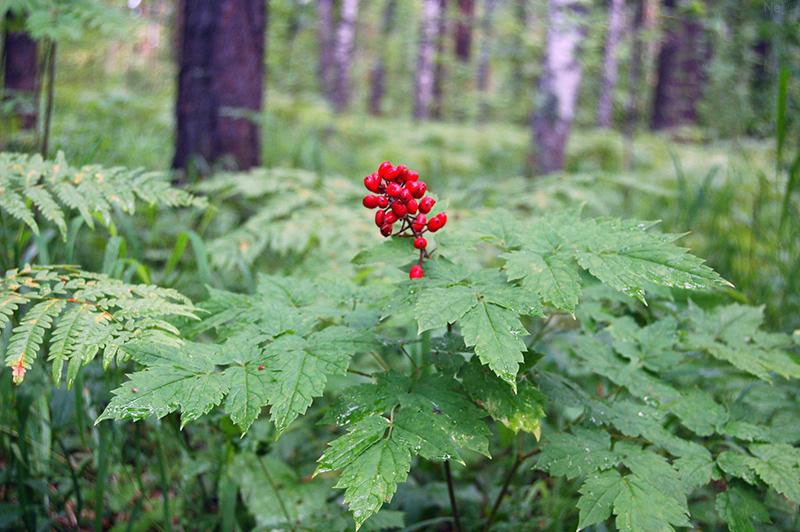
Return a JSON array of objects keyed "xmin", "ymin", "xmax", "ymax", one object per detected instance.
[
  {"xmin": 1, "ymin": 264, "xmax": 197, "ymax": 386},
  {"xmin": 0, "ymin": 151, "xmax": 205, "ymax": 238}
]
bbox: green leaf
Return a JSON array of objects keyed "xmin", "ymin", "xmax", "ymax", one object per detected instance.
[
  {"xmin": 746, "ymin": 444, "xmax": 800, "ymax": 503},
  {"xmin": 460, "ymin": 299, "xmax": 527, "ymax": 388},
  {"xmin": 5, "ymin": 298, "xmax": 66, "ymax": 383},
  {"xmin": 461, "ymin": 359, "xmax": 545, "ymax": 437},
  {"xmin": 316, "ymin": 416, "xmax": 410, "ymax": 530},
  {"xmin": 612, "ymin": 472, "xmax": 691, "ymax": 532},
  {"xmin": 503, "ymin": 250, "xmax": 582, "ymax": 312},
  {"xmin": 536, "ymin": 428, "xmax": 619, "ymax": 479},
  {"xmin": 715, "ymin": 484, "xmax": 771, "ymax": 532},
  {"xmin": 577, "ymin": 470, "xmax": 622, "ymax": 529}
]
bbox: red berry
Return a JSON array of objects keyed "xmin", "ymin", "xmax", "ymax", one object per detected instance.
[
  {"xmin": 414, "ymin": 236, "xmax": 427, "ymax": 249},
  {"xmin": 375, "ymin": 210, "xmax": 385, "ymax": 226},
  {"xmin": 411, "ymin": 213, "xmax": 427, "ymax": 232},
  {"xmin": 406, "ymin": 198, "xmax": 418, "ymax": 214},
  {"xmin": 391, "ymin": 201, "xmax": 407, "ymax": 217},
  {"xmin": 406, "ymin": 170, "xmax": 419, "ymax": 182},
  {"xmin": 409, "ymin": 264, "xmax": 424, "ymax": 279},
  {"xmin": 384, "ymin": 211, "xmax": 398, "ymax": 224},
  {"xmin": 362, "ymin": 195, "xmax": 380, "ymax": 209},
  {"xmin": 419, "ymin": 196, "xmax": 436, "ymax": 213},
  {"xmin": 395, "ymin": 164, "xmax": 408, "ymax": 181},
  {"xmin": 364, "ymin": 174, "xmax": 381, "ymax": 193},
  {"xmin": 377, "ymin": 196, "xmax": 389, "ymax": 208},
  {"xmin": 380, "ymin": 224, "xmax": 393, "ymax": 237},
  {"xmin": 411, "ymin": 181, "xmax": 427, "ymax": 199},
  {"xmin": 378, "ymin": 161, "xmax": 394, "ymax": 180},
  {"xmin": 428, "ymin": 212, "xmax": 447, "ymax": 232},
  {"xmin": 400, "ymin": 188, "xmax": 413, "ymax": 202},
  {"xmin": 386, "ymin": 182, "xmax": 402, "ymax": 197}
]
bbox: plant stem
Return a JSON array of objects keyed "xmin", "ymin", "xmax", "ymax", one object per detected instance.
[
  {"xmin": 444, "ymin": 460, "xmax": 462, "ymax": 532},
  {"xmin": 482, "ymin": 449, "xmax": 539, "ymax": 532},
  {"xmin": 258, "ymin": 456, "xmax": 296, "ymax": 531}
]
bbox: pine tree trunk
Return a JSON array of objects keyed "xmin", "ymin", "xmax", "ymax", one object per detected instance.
[
  {"xmin": 454, "ymin": 0, "xmax": 474, "ymax": 63},
  {"xmin": 596, "ymin": 0, "xmax": 626, "ymax": 128},
  {"xmin": 414, "ymin": 0, "xmax": 443, "ymax": 120},
  {"xmin": 368, "ymin": 0, "xmax": 396, "ymax": 115},
  {"xmin": 332, "ymin": 0, "xmax": 358, "ymax": 113},
  {"xmin": 431, "ymin": 0, "xmax": 448, "ymax": 119},
  {"xmin": 650, "ymin": 0, "xmax": 710, "ymax": 130},
  {"xmin": 475, "ymin": 0, "xmax": 497, "ymax": 122},
  {"xmin": 2, "ymin": 16, "xmax": 38, "ymax": 131},
  {"xmin": 173, "ymin": 0, "xmax": 266, "ymax": 171},
  {"xmin": 317, "ymin": 0, "xmax": 335, "ymax": 101},
  {"xmin": 531, "ymin": 0, "xmax": 586, "ymax": 175}
]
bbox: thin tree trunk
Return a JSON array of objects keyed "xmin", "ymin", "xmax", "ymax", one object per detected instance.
[
  {"xmin": 475, "ymin": 0, "xmax": 497, "ymax": 122},
  {"xmin": 454, "ymin": 0, "xmax": 474, "ymax": 63},
  {"xmin": 40, "ymin": 42, "xmax": 56, "ymax": 157},
  {"xmin": 623, "ymin": 0, "xmax": 645, "ymax": 168},
  {"xmin": 431, "ymin": 0, "xmax": 448, "ymax": 119},
  {"xmin": 317, "ymin": 0, "xmax": 335, "ymax": 101},
  {"xmin": 332, "ymin": 0, "xmax": 358, "ymax": 113},
  {"xmin": 596, "ymin": 0, "xmax": 626, "ymax": 128},
  {"xmin": 531, "ymin": 0, "xmax": 587, "ymax": 175},
  {"xmin": 414, "ymin": 0, "xmax": 443, "ymax": 120},
  {"xmin": 368, "ymin": 0, "xmax": 397, "ymax": 115},
  {"xmin": 650, "ymin": 0, "xmax": 710, "ymax": 130},
  {"xmin": 2, "ymin": 15, "xmax": 38, "ymax": 131},
  {"xmin": 509, "ymin": 0, "xmax": 531, "ymax": 109},
  {"xmin": 173, "ymin": 0, "xmax": 266, "ymax": 171}
]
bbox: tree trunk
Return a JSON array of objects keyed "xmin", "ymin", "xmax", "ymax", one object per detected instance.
[
  {"xmin": 531, "ymin": 0, "xmax": 586, "ymax": 175},
  {"xmin": 332, "ymin": 0, "xmax": 358, "ymax": 113},
  {"xmin": 317, "ymin": 0, "xmax": 335, "ymax": 101},
  {"xmin": 173, "ymin": 0, "xmax": 266, "ymax": 171},
  {"xmin": 431, "ymin": 0, "xmax": 448, "ymax": 119},
  {"xmin": 414, "ymin": 0, "xmax": 443, "ymax": 120},
  {"xmin": 650, "ymin": 0, "xmax": 710, "ymax": 130},
  {"xmin": 368, "ymin": 0, "xmax": 396, "ymax": 115},
  {"xmin": 596, "ymin": 0, "xmax": 626, "ymax": 128},
  {"xmin": 2, "ymin": 16, "xmax": 38, "ymax": 131},
  {"xmin": 475, "ymin": 0, "xmax": 497, "ymax": 122},
  {"xmin": 454, "ymin": 0, "xmax": 474, "ymax": 63}
]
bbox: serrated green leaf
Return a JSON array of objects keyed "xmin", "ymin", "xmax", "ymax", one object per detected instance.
[
  {"xmin": 460, "ymin": 300, "xmax": 527, "ymax": 388},
  {"xmin": 577, "ymin": 470, "xmax": 623, "ymax": 529},
  {"xmin": 746, "ymin": 443, "xmax": 800, "ymax": 502},
  {"xmin": 536, "ymin": 428, "xmax": 619, "ymax": 479},
  {"xmin": 613, "ymin": 472, "xmax": 691, "ymax": 532},
  {"xmin": 461, "ymin": 359, "xmax": 545, "ymax": 436},
  {"xmin": 715, "ymin": 484, "xmax": 771, "ymax": 532},
  {"xmin": 503, "ymin": 250, "xmax": 582, "ymax": 312}
]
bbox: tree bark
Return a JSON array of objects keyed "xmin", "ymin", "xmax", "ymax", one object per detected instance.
[
  {"xmin": 317, "ymin": 0, "xmax": 335, "ymax": 101},
  {"xmin": 2, "ymin": 15, "xmax": 38, "ymax": 131},
  {"xmin": 368, "ymin": 0, "xmax": 396, "ymax": 115},
  {"xmin": 596, "ymin": 0, "xmax": 626, "ymax": 128},
  {"xmin": 650, "ymin": 0, "xmax": 710, "ymax": 130},
  {"xmin": 454, "ymin": 0, "xmax": 474, "ymax": 63},
  {"xmin": 173, "ymin": 0, "xmax": 266, "ymax": 171},
  {"xmin": 414, "ymin": 0, "xmax": 443, "ymax": 120},
  {"xmin": 475, "ymin": 0, "xmax": 497, "ymax": 122},
  {"xmin": 431, "ymin": 0, "xmax": 448, "ymax": 119},
  {"xmin": 531, "ymin": 0, "xmax": 587, "ymax": 175},
  {"xmin": 332, "ymin": 0, "xmax": 358, "ymax": 113}
]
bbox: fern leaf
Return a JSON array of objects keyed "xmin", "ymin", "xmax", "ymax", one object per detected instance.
[
  {"xmin": 24, "ymin": 186, "xmax": 67, "ymax": 238},
  {"xmin": 5, "ymin": 299, "xmax": 65, "ymax": 383}
]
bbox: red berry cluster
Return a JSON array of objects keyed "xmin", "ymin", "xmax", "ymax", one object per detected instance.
[{"xmin": 362, "ymin": 161, "xmax": 447, "ymax": 279}]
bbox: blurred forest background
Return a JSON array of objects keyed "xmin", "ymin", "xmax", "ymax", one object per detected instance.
[
  {"xmin": 2, "ymin": 0, "xmax": 798, "ymax": 333},
  {"xmin": 1, "ymin": 0, "xmax": 800, "ymax": 530}
]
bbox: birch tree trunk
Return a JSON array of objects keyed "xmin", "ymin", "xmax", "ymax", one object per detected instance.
[
  {"xmin": 431, "ymin": 0, "xmax": 448, "ymax": 119},
  {"xmin": 414, "ymin": 0, "xmax": 443, "ymax": 119},
  {"xmin": 596, "ymin": 0, "xmax": 626, "ymax": 128},
  {"xmin": 317, "ymin": 0, "xmax": 335, "ymax": 101},
  {"xmin": 2, "ymin": 15, "xmax": 38, "ymax": 131},
  {"xmin": 173, "ymin": 0, "xmax": 266, "ymax": 171},
  {"xmin": 368, "ymin": 0, "xmax": 397, "ymax": 115},
  {"xmin": 454, "ymin": 0, "xmax": 474, "ymax": 63},
  {"xmin": 531, "ymin": 0, "xmax": 587, "ymax": 174},
  {"xmin": 332, "ymin": 0, "xmax": 359, "ymax": 113},
  {"xmin": 650, "ymin": 0, "xmax": 710, "ymax": 130},
  {"xmin": 475, "ymin": 0, "xmax": 497, "ymax": 122}
]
